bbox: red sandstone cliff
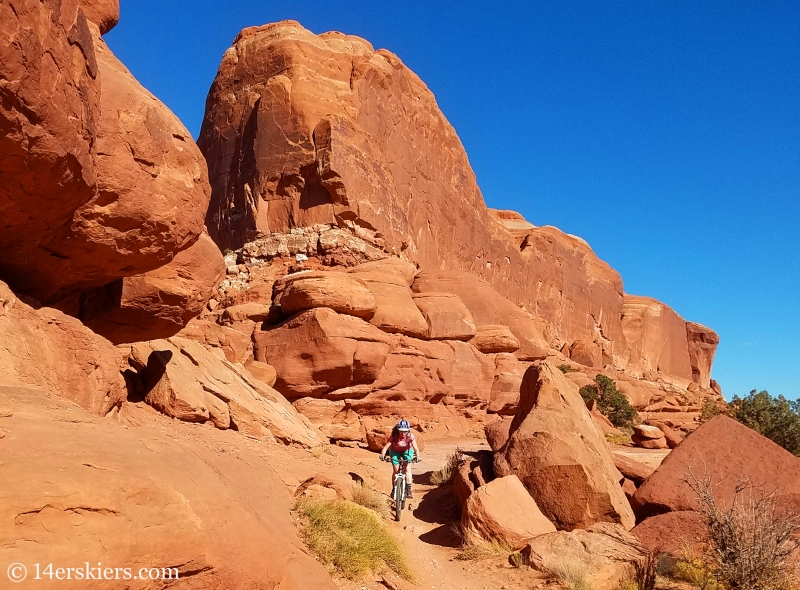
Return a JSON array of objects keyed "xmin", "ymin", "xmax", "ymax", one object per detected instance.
[{"xmin": 198, "ymin": 20, "xmax": 717, "ymax": 386}]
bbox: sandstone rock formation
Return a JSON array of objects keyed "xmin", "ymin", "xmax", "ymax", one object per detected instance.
[
  {"xmin": 1, "ymin": 0, "xmax": 219, "ymax": 333},
  {"xmin": 631, "ymin": 511, "xmax": 708, "ymax": 558},
  {"xmin": 129, "ymin": 337, "xmax": 321, "ymax": 447},
  {"xmin": 686, "ymin": 322, "xmax": 720, "ymax": 389},
  {"xmin": 412, "ymin": 292, "xmax": 476, "ymax": 340},
  {"xmin": 80, "ymin": 234, "xmax": 225, "ymax": 343},
  {"xmin": 199, "ymin": 20, "xmax": 685, "ymax": 373},
  {"xmin": 621, "ymin": 295, "xmax": 694, "ymax": 383},
  {"xmin": 494, "ymin": 362, "xmax": 635, "ymax": 531},
  {"xmin": 632, "ymin": 415, "xmax": 800, "ymax": 519},
  {"xmin": 412, "ymin": 271, "xmax": 550, "ymax": 361},
  {"xmin": 470, "ymin": 325, "xmax": 520, "ymax": 354},
  {"xmin": 0, "ymin": 280, "xmax": 125, "ymax": 415},
  {"xmin": 462, "ymin": 475, "xmax": 556, "ymax": 550},
  {"xmin": 522, "ymin": 523, "xmax": 655, "ymax": 590},
  {"xmin": 278, "ymin": 271, "xmax": 376, "ymax": 319},
  {"xmin": 0, "ymin": 385, "xmax": 337, "ymax": 589}
]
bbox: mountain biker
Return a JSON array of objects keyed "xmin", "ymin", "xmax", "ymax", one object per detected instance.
[{"xmin": 379, "ymin": 419, "xmax": 420, "ymax": 499}]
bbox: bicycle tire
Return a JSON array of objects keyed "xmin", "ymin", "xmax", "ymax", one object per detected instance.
[{"xmin": 394, "ymin": 477, "xmax": 404, "ymax": 522}]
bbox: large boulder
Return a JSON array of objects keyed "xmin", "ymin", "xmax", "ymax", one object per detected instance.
[
  {"xmin": 0, "ymin": 0, "xmax": 217, "ymax": 335},
  {"xmin": 412, "ymin": 292, "xmax": 476, "ymax": 340},
  {"xmin": 487, "ymin": 353, "xmax": 527, "ymax": 415},
  {"xmin": 494, "ymin": 362, "xmax": 635, "ymax": 531},
  {"xmin": 632, "ymin": 415, "xmax": 800, "ymax": 519},
  {"xmin": 129, "ymin": 337, "xmax": 321, "ymax": 447},
  {"xmin": 613, "ymin": 454, "xmax": 655, "ymax": 486},
  {"xmin": 79, "ymin": 234, "xmax": 225, "ymax": 343},
  {"xmin": 254, "ymin": 307, "xmax": 394, "ymax": 398},
  {"xmin": 470, "ymin": 325, "xmax": 520, "ymax": 354},
  {"xmin": 278, "ymin": 271, "xmax": 376, "ymax": 319},
  {"xmin": 631, "ymin": 511, "xmax": 708, "ymax": 558},
  {"xmin": 522, "ymin": 523, "xmax": 655, "ymax": 590},
  {"xmin": 462, "ymin": 475, "xmax": 556, "ymax": 550},
  {"xmin": 0, "ymin": 385, "xmax": 337, "ymax": 589},
  {"xmin": 0, "ymin": 280, "xmax": 125, "ymax": 415},
  {"xmin": 348, "ymin": 261, "xmax": 428, "ymax": 337}
]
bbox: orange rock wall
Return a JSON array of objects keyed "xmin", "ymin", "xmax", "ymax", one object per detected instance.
[{"xmin": 199, "ymin": 21, "xmax": 632, "ymax": 362}]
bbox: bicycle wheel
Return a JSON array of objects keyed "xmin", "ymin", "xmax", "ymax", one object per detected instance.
[{"xmin": 393, "ymin": 477, "xmax": 404, "ymax": 522}]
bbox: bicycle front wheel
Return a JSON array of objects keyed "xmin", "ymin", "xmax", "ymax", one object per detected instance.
[{"xmin": 393, "ymin": 477, "xmax": 404, "ymax": 521}]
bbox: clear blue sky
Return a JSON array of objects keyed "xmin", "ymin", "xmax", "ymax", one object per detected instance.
[{"xmin": 106, "ymin": 1, "xmax": 799, "ymax": 400}]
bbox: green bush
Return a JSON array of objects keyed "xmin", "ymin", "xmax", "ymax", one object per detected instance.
[
  {"xmin": 580, "ymin": 375, "xmax": 638, "ymax": 428},
  {"xmin": 700, "ymin": 398, "xmax": 725, "ymax": 423},
  {"xmin": 558, "ymin": 364, "xmax": 577, "ymax": 374},
  {"xmin": 728, "ymin": 390, "xmax": 800, "ymax": 457}
]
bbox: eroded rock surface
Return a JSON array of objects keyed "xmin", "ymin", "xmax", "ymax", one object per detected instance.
[
  {"xmin": 494, "ymin": 362, "xmax": 635, "ymax": 531},
  {"xmin": 0, "ymin": 385, "xmax": 336, "ymax": 589},
  {"xmin": 0, "ymin": 281, "xmax": 125, "ymax": 415}
]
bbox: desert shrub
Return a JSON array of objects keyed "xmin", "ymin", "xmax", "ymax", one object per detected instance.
[
  {"xmin": 700, "ymin": 399, "xmax": 725, "ymax": 423},
  {"xmin": 430, "ymin": 448, "xmax": 464, "ymax": 486},
  {"xmin": 728, "ymin": 390, "xmax": 800, "ymax": 456},
  {"xmin": 509, "ymin": 552, "xmax": 525, "ymax": 568},
  {"xmin": 580, "ymin": 374, "xmax": 639, "ymax": 428},
  {"xmin": 685, "ymin": 471, "xmax": 800, "ymax": 589},
  {"xmin": 605, "ymin": 431, "xmax": 633, "ymax": 445},
  {"xmin": 615, "ymin": 581, "xmax": 639, "ymax": 590},
  {"xmin": 671, "ymin": 552, "xmax": 721, "ymax": 589},
  {"xmin": 351, "ymin": 481, "xmax": 389, "ymax": 518},
  {"xmin": 295, "ymin": 498, "xmax": 411, "ymax": 580},
  {"xmin": 558, "ymin": 364, "xmax": 578, "ymax": 373}
]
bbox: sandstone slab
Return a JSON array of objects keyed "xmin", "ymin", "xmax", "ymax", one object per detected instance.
[
  {"xmin": 0, "ymin": 281, "xmax": 125, "ymax": 416},
  {"xmin": 130, "ymin": 337, "xmax": 321, "ymax": 447},
  {"xmin": 0, "ymin": 385, "xmax": 336, "ymax": 590},
  {"xmin": 523, "ymin": 523, "xmax": 655, "ymax": 590},
  {"xmin": 632, "ymin": 415, "xmax": 800, "ymax": 519},
  {"xmin": 494, "ymin": 362, "xmax": 635, "ymax": 531},
  {"xmin": 463, "ymin": 475, "xmax": 556, "ymax": 550}
]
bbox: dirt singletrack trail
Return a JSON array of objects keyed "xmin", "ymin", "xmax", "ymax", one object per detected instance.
[{"xmin": 331, "ymin": 438, "xmax": 544, "ymax": 590}]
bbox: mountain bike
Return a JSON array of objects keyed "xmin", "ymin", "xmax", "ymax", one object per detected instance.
[{"xmin": 384, "ymin": 455, "xmax": 419, "ymax": 522}]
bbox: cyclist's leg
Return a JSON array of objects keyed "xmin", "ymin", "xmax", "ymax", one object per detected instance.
[
  {"xmin": 390, "ymin": 450, "xmax": 401, "ymax": 491},
  {"xmin": 403, "ymin": 449, "xmax": 414, "ymax": 497}
]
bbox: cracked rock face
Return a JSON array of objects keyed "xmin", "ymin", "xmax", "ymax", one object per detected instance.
[{"xmin": 0, "ymin": 0, "xmax": 217, "ymax": 310}]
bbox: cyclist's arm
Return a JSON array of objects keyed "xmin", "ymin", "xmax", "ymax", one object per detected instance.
[
  {"xmin": 411, "ymin": 439, "xmax": 420, "ymax": 457},
  {"xmin": 380, "ymin": 442, "xmax": 391, "ymax": 458}
]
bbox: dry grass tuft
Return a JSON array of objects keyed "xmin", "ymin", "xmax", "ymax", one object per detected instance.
[
  {"xmin": 351, "ymin": 481, "xmax": 389, "ymax": 519},
  {"xmin": 294, "ymin": 498, "xmax": 411, "ymax": 580},
  {"xmin": 605, "ymin": 432, "xmax": 633, "ymax": 445},
  {"xmin": 541, "ymin": 556, "xmax": 595, "ymax": 590},
  {"xmin": 451, "ymin": 523, "xmax": 513, "ymax": 561},
  {"xmin": 430, "ymin": 448, "xmax": 464, "ymax": 487}
]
